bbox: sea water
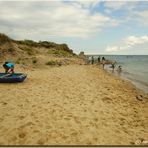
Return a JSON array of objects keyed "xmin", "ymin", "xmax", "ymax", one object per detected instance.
[{"xmin": 93, "ymin": 55, "xmax": 148, "ymax": 93}]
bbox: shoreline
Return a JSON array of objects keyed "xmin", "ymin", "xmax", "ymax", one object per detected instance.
[
  {"xmin": 90, "ymin": 55, "xmax": 148, "ymax": 94},
  {"xmin": 120, "ymin": 76, "xmax": 148, "ymax": 94},
  {"xmin": 0, "ymin": 64, "xmax": 148, "ymax": 145},
  {"xmin": 104, "ymin": 64, "xmax": 148, "ymax": 94}
]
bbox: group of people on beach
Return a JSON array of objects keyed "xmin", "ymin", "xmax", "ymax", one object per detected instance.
[
  {"xmin": 88, "ymin": 56, "xmax": 94, "ymax": 64},
  {"xmin": 87, "ymin": 56, "xmax": 122, "ymax": 72},
  {"xmin": 2, "ymin": 57, "xmax": 122, "ymax": 74},
  {"xmin": 88, "ymin": 56, "xmax": 106, "ymax": 65},
  {"xmin": 110, "ymin": 61, "xmax": 122, "ymax": 73}
]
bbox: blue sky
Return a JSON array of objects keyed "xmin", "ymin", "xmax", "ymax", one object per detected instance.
[{"xmin": 0, "ymin": 0, "xmax": 148, "ymax": 55}]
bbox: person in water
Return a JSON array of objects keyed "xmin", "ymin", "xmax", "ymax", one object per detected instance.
[
  {"xmin": 110, "ymin": 64, "xmax": 115, "ymax": 71},
  {"xmin": 110, "ymin": 61, "xmax": 116, "ymax": 71},
  {"xmin": 3, "ymin": 62, "xmax": 14, "ymax": 73},
  {"xmin": 117, "ymin": 65, "xmax": 122, "ymax": 72}
]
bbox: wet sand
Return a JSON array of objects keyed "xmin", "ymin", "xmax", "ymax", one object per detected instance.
[{"xmin": 0, "ymin": 64, "xmax": 148, "ymax": 145}]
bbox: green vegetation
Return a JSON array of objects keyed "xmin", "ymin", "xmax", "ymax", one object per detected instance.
[
  {"xmin": 16, "ymin": 58, "xmax": 21, "ymax": 64},
  {"xmin": 17, "ymin": 40, "xmax": 72, "ymax": 52},
  {"xmin": 32, "ymin": 58, "xmax": 37, "ymax": 64},
  {"xmin": 22, "ymin": 62, "xmax": 26, "ymax": 65},
  {"xmin": 20, "ymin": 47, "xmax": 34, "ymax": 55},
  {"xmin": 17, "ymin": 40, "xmax": 38, "ymax": 47},
  {"xmin": 38, "ymin": 41, "xmax": 55, "ymax": 48},
  {"xmin": 46, "ymin": 60, "xmax": 62, "ymax": 66},
  {"xmin": 48, "ymin": 49, "xmax": 72, "ymax": 56},
  {"xmin": 0, "ymin": 33, "xmax": 12, "ymax": 44},
  {"xmin": 0, "ymin": 33, "xmax": 76, "ymax": 58},
  {"xmin": 46, "ymin": 60, "xmax": 56, "ymax": 65},
  {"xmin": 17, "ymin": 40, "xmax": 74, "ymax": 56}
]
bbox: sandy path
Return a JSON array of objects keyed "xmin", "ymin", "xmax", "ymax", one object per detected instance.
[{"xmin": 0, "ymin": 65, "xmax": 148, "ymax": 145}]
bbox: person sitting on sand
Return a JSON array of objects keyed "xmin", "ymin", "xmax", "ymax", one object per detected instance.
[{"xmin": 3, "ymin": 62, "xmax": 14, "ymax": 74}]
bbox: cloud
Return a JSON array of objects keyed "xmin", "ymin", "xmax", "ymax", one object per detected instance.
[
  {"xmin": 0, "ymin": 1, "xmax": 118, "ymax": 40},
  {"xmin": 124, "ymin": 36, "xmax": 148, "ymax": 46},
  {"xmin": 106, "ymin": 46, "xmax": 120, "ymax": 52},
  {"xmin": 106, "ymin": 35, "xmax": 148, "ymax": 52},
  {"xmin": 104, "ymin": 1, "xmax": 148, "ymax": 28},
  {"xmin": 72, "ymin": 0, "xmax": 100, "ymax": 8},
  {"xmin": 136, "ymin": 10, "xmax": 148, "ymax": 26},
  {"xmin": 104, "ymin": 0, "xmax": 140, "ymax": 11},
  {"xmin": 104, "ymin": 1, "xmax": 128, "ymax": 11}
]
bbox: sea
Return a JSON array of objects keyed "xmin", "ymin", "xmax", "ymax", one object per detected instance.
[{"xmin": 91, "ymin": 55, "xmax": 148, "ymax": 93}]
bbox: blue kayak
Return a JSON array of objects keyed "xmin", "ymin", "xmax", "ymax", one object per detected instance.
[{"xmin": 0, "ymin": 73, "xmax": 27, "ymax": 83}]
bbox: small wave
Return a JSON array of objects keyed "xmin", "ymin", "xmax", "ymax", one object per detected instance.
[
  {"xmin": 122, "ymin": 71, "xmax": 131, "ymax": 75},
  {"xmin": 126, "ymin": 76, "xmax": 148, "ymax": 87},
  {"xmin": 105, "ymin": 67, "xmax": 148, "ymax": 93}
]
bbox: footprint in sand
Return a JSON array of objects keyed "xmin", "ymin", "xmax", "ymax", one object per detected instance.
[
  {"xmin": 18, "ymin": 116, "xmax": 25, "ymax": 120},
  {"xmin": 18, "ymin": 132, "xmax": 26, "ymax": 139},
  {"xmin": 25, "ymin": 121, "xmax": 35, "ymax": 126},
  {"xmin": 1, "ymin": 102, "xmax": 7, "ymax": 105},
  {"xmin": 93, "ymin": 118, "xmax": 98, "ymax": 122},
  {"xmin": 101, "ymin": 97, "xmax": 112, "ymax": 103},
  {"xmin": 37, "ymin": 138, "xmax": 45, "ymax": 145},
  {"xmin": 70, "ymin": 131, "xmax": 78, "ymax": 136}
]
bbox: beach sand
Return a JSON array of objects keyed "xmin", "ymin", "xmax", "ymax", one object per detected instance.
[{"xmin": 0, "ymin": 64, "xmax": 148, "ymax": 145}]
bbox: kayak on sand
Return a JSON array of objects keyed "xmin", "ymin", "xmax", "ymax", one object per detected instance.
[{"xmin": 0, "ymin": 73, "xmax": 27, "ymax": 83}]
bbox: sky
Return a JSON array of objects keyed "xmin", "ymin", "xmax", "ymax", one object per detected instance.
[{"xmin": 0, "ymin": 0, "xmax": 148, "ymax": 55}]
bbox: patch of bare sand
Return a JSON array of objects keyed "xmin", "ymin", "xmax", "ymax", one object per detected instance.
[{"xmin": 0, "ymin": 65, "xmax": 148, "ymax": 145}]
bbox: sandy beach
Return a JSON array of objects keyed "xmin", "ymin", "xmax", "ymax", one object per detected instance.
[{"xmin": 0, "ymin": 63, "xmax": 148, "ymax": 145}]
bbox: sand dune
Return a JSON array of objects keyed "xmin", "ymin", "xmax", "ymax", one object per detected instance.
[{"xmin": 0, "ymin": 64, "xmax": 148, "ymax": 145}]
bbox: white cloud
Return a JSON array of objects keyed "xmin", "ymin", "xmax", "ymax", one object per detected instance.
[
  {"xmin": 106, "ymin": 46, "xmax": 119, "ymax": 52},
  {"xmin": 73, "ymin": 0, "xmax": 100, "ymax": 8},
  {"xmin": 104, "ymin": 1, "xmax": 128, "ymax": 11},
  {"xmin": 136, "ymin": 10, "xmax": 148, "ymax": 26},
  {"xmin": 103, "ymin": 1, "xmax": 143, "ymax": 29},
  {"xmin": 124, "ymin": 36, "xmax": 148, "ymax": 46},
  {"xmin": 0, "ymin": 1, "xmax": 118, "ymax": 40},
  {"xmin": 104, "ymin": 0, "xmax": 140, "ymax": 11},
  {"xmin": 106, "ymin": 35, "xmax": 148, "ymax": 52}
]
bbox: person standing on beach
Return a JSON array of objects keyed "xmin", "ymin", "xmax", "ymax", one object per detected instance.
[
  {"xmin": 102, "ymin": 56, "xmax": 105, "ymax": 61},
  {"xmin": 102, "ymin": 56, "xmax": 106, "ymax": 69},
  {"xmin": 98, "ymin": 56, "xmax": 101, "ymax": 63},
  {"xmin": 88, "ymin": 56, "xmax": 92, "ymax": 64},
  {"xmin": 91, "ymin": 56, "xmax": 94, "ymax": 65}
]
